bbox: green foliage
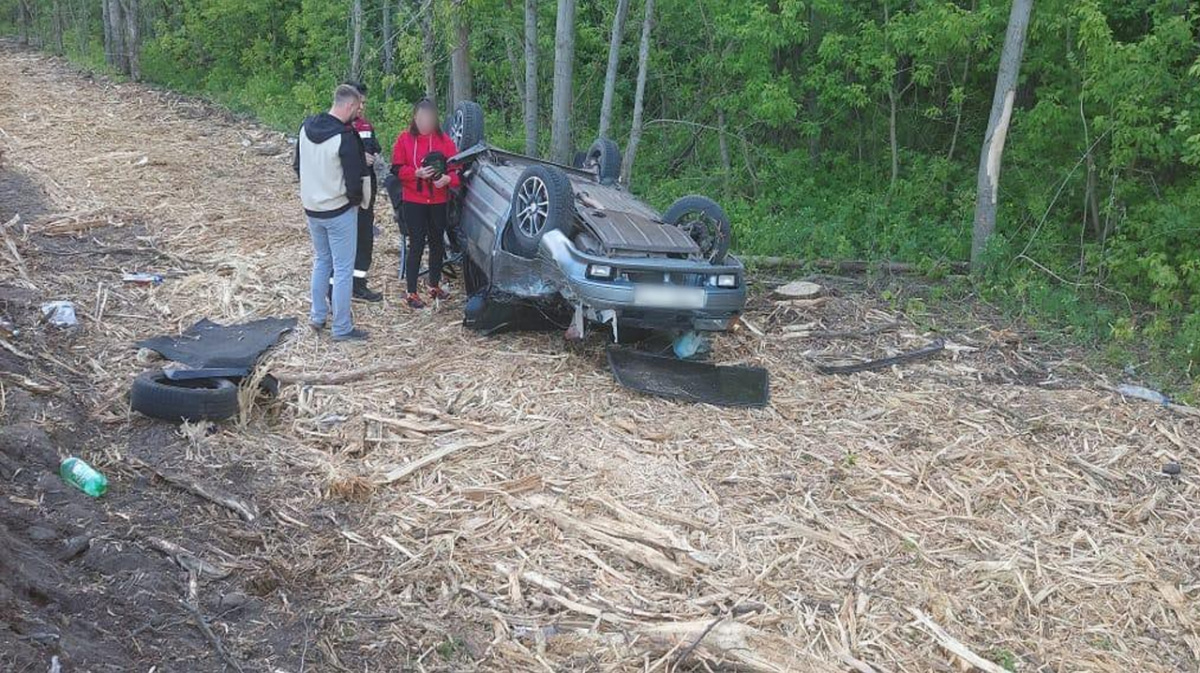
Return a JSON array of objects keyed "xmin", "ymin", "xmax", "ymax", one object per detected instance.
[{"xmin": 2, "ymin": 0, "xmax": 1198, "ymax": 383}]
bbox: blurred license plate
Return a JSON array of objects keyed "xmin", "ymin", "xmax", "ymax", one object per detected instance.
[{"xmin": 633, "ymin": 285, "xmax": 706, "ymax": 309}]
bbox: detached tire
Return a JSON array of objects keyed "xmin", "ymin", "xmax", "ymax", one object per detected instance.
[
  {"xmin": 448, "ymin": 101, "xmax": 485, "ymax": 150},
  {"xmin": 662, "ymin": 195, "xmax": 732, "ymax": 265},
  {"xmin": 130, "ymin": 370, "xmax": 239, "ymax": 423},
  {"xmin": 507, "ymin": 164, "xmax": 574, "ymax": 258},
  {"xmin": 583, "ymin": 138, "xmax": 621, "ymax": 185}
]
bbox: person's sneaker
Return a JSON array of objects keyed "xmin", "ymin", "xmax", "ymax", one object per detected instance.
[
  {"xmin": 332, "ymin": 328, "xmax": 369, "ymax": 342},
  {"xmin": 353, "ymin": 284, "xmax": 383, "ymax": 303},
  {"xmin": 406, "ymin": 292, "xmax": 427, "ymax": 310},
  {"xmin": 428, "ymin": 285, "xmax": 451, "ymax": 301},
  {"xmin": 309, "ymin": 320, "xmax": 325, "ymax": 332}
]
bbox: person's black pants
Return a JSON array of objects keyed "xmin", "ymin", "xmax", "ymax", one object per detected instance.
[
  {"xmin": 354, "ymin": 205, "xmax": 374, "ymax": 287},
  {"xmin": 328, "ymin": 204, "xmax": 375, "ymax": 293},
  {"xmin": 402, "ymin": 201, "xmax": 447, "ymax": 294}
]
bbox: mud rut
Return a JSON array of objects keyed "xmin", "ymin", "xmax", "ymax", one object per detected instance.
[{"xmin": 2, "ymin": 44, "xmax": 1200, "ymax": 672}]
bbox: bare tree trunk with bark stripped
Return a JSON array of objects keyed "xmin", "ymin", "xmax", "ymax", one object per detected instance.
[{"xmin": 971, "ymin": 0, "xmax": 1033, "ymax": 269}]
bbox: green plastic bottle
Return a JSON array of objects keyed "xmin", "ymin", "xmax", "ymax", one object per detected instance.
[{"xmin": 60, "ymin": 457, "xmax": 108, "ymax": 497}]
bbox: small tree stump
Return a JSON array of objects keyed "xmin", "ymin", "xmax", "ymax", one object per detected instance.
[{"xmin": 773, "ymin": 281, "xmax": 823, "ymax": 300}]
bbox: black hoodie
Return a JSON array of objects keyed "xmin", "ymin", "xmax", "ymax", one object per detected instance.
[{"xmin": 293, "ymin": 113, "xmax": 366, "ymax": 218}]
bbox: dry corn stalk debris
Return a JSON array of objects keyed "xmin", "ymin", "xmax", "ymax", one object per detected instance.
[{"xmin": 2, "ymin": 47, "xmax": 1200, "ymax": 672}]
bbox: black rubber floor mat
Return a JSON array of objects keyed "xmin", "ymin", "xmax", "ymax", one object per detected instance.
[
  {"xmin": 607, "ymin": 347, "xmax": 769, "ymax": 407},
  {"xmin": 135, "ymin": 317, "xmax": 296, "ymax": 369}
]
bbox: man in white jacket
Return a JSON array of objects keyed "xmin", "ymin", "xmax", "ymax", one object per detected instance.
[{"xmin": 293, "ymin": 85, "xmax": 369, "ymax": 341}]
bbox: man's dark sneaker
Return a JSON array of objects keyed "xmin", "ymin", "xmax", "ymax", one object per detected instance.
[
  {"xmin": 428, "ymin": 285, "xmax": 451, "ymax": 301},
  {"xmin": 332, "ymin": 328, "xmax": 369, "ymax": 342},
  {"xmin": 309, "ymin": 320, "xmax": 325, "ymax": 332},
  {"xmin": 353, "ymin": 284, "xmax": 383, "ymax": 303},
  {"xmin": 406, "ymin": 292, "xmax": 427, "ymax": 310}
]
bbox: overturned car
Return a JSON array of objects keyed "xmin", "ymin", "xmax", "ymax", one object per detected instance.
[{"xmin": 440, "ymin": 101, "xmax": 748, "ymax": 342}]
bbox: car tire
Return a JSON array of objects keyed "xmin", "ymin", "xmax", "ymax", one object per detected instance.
[
  {"xmin": 448, "ymin": 101, "xmax": 484, "ymax": 150},
  {"xmin": 662, "ymin": 195, "xmax": 732, "ymax": 265},
  {"xmin": 508, "ymin": 164, "xmax": 574, "ymax": 258},
  {"xmin": 130, "ymin": 370, "xmax": 240, "ymax": 422},
  {"xmin": 583, "ymin": 138, "xmax": 621, "ymax": 185}
]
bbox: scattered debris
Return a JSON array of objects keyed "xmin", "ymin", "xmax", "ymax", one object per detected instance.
[
  {"xmin": 59, "ymin": 457, "xmax": 107, "ymax": 497},
  {"xmin": 814, "ymin": 338, "xmax": 945, "ymax": 374},
  {"xmin": 122, "ymin": 272, "xmax": 164, "ymax": 286},
  {"xmin": 1111, "ymin": 384, "xmax": 1200, "ymax": 418},
  {"xmin": 1163, "ymin": 462, "xmax": 1182, "ymax": 476},
  {"xmin": 907, "ymin": 607, "xmax": 1012, "ymax": 673},
  {"xmin": 672, "ymin": 330, "xmax": 708, "ymax": 359},
  {"xmin": 130, "ymin": 457, "xmax": 257, "ymax": 522},
  {"xmin": 773, "ymin": 280, "xmax": 823, "ymax": 300},
  {"xmin": 1117, "ymin": 384, "xmax": 1169, "ymax": 405},
  {"xmin": 607, "ymin": 347, "xmax": 770, "ymax": 407},
  {"xmin": 40, "ymin": 300, "xmax": 77, "ymax": 327},
  {"xmin": 147, "ymin": 538, "xmax": 228, "ymax": 579}
]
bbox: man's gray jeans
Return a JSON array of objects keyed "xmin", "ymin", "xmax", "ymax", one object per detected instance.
[{"xmin": 307, "ymin": 207, "xmax": 358, "ymax": 337}]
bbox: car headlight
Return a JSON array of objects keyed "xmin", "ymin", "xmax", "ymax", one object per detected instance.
[
  {"xmin": 587, "ymin": 264, "xmax": 614, "ymax": 279},
  {"xmin": 716, "ymin": 274, "xmax": 738, "ymax": 288}
]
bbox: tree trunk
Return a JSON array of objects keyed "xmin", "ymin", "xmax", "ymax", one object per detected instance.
[
  {"xmin": 504, "ymin": 32, "xmax": 523, "ymax": 117},
  {"xmin": 102, "ymin": 0, "xmax": 114, "ymax": 65},
  {"xmin": 350, "ymin": 0, "xmax": 363, "ymax": 81},
  {"xmin": 971, "ymin": 0, "xmax": 1033, "ymax": 270},
  {"xmin": 523, "ymin": 0, "xmax": 539, "ymax": 156},
  {"xmin": 16, "ymin": 0, "xmax": 31, "ymax": 46},
  {"xmin": 51, "ymin": 0, "xmax": 65, "ymax": 54},
  {"xmin": 451, "ymin": 0, "xmax": 474, "ymax": 108},
  {"xmin": 416, "ymin": 0, "xmax": 437, "ymax": 103},
  {"xmin": 717, "ymin": 108, "xmax": 732, "ymax": 201},
  {"xmin": 106, "ymin": 0, "xmax": 129, "ymax": 74},
  {"xmin": 121, "ymin": 0, "xmax": 140, "ymax": 81},
  {"xmin": 805, "ymin": 2, "xmax": 821, "ymax": 162},
  {"xmin": 597, "ymin": 0, "xmax": 631, "ymax": 140},
  {"xmin": 1084, "ymin": 152, "xmax": 1101, "ymax": 239},
  {"xmin": 946, "ymin": 57, "xmax": 970, "ymax": 162},
  {"xmin": 887, "ymin": 83, "xmax": 899, "ymax": 189},
  {"xmin": 382, "ymin": 1, "xmax": 395, "ymax": 76},
  {"xmin": 619, "ymin": 0, "xmax": 654, "ymax": 184},
  {"xmin": 549, "ymin": 0, "xmax": 577, "ymax": 164}
]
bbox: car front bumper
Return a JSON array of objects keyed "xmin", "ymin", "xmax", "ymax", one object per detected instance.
[{"xmin": 539, "ymin": 231, "xmax": 747, "ymax": 331}]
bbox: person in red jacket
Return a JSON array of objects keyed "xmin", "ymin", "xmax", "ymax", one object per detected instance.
[{"xmin": 391, "ymin": 98, "xmax": 460, "ymax": 309}]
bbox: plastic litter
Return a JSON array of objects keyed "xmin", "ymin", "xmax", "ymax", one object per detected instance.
[
  {"xmin": 1116, "ymin": 384, "xmax": 1169, "ymax": 406},
  {"xmin": 673, "ymin": 331, "xmax": 711, "ymax": 359},
  {"xmin": 122, "ymin": 272, "xmax": 164, "ymax": 286},
  {"xmin": 60, "ymin": 457, "xmax": 108, "ymax": 497},
  {"xmin": 40, "ymin": 301, "xmax": 78, "ymax": 327}
]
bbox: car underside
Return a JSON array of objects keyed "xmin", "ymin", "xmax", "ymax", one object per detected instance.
[{"xmin": 442, "ymin": 101, "xmax": 748, "ymax": 342}]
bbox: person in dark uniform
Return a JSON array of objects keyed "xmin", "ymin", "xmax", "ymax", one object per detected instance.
[{"xmin": 342, "ymin": 81, "xmax": 383, "ymax": 302}]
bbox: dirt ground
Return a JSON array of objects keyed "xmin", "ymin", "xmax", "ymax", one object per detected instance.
[{"xmin": 3, "ymin": 43, "xmax": 1200, "ymax": 673}]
